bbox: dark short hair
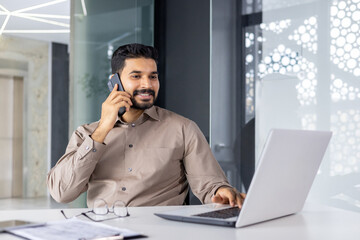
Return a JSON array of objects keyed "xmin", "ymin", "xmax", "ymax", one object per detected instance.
[{"xmin": 111, "ymin": 43, "xmax": 158, "ymax": 74}]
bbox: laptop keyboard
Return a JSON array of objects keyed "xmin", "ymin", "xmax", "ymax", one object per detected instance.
[{"xmin": 193, "ymin": 207, "xmax": 241, "ymax": 219}]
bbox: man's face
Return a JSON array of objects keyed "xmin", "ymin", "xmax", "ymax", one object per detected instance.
[{"xmin": 119, "ymin": 58, "xmax": 159, "ymax": 110}]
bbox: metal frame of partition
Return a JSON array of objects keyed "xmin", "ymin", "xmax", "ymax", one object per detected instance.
[{"xmin": 236, "ymin": 1, "xmax": 262, "ymax": 192}]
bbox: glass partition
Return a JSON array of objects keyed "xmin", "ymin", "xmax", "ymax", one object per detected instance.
[
  {"xmin": 252, "ymin": 0, "xmax": 360, "ymax": 212},
  {"xmin": 71, "ymin": 0, "xmax": 154, "ymax": 129},
  {"xmin": 70, "ymin": 0, "xmax": 154, "ymax": 206}
]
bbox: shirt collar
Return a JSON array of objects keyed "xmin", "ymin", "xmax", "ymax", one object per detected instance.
[
  {"xmin": 144, "ymin": 105, "xmax": 160, "ymax": 121},
  {"xmin": 116, "ymin": 105, "xmax": 160, "ymax": 125}
]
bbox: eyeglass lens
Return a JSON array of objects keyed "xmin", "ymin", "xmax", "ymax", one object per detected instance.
[
  {"xmin": 93, "ymin": 199, "xmax": 128, "ymax": 217},
  {"xmin": 113, "ymin": 200, "xmax": 128, "ymax": 217},
  {"xmin": 93, "ymin": 199, "xmax": 108, "ymax": 215}
]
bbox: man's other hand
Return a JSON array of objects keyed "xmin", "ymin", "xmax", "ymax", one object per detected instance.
[{"xmin": 211, "ymin": 187, "xmax": 246, "ymax": 208}]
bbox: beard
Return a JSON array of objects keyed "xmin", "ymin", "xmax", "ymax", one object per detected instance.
[{"xmin": 131, "ymin": 89, "xmax": 157, "ymax": 110}]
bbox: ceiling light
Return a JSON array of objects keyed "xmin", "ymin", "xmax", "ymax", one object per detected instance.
[
  {"xmin": 13, "ymin": 0, "xmax": 67, "ymax": 14},
  {"xmin": 0, "ymin": 4, "xmax": 9, "ymax": 13},
  {"xmin": 19, "ymin": 13, "xmax": 70, "ymax": 19},
  {"xmin": 3, "ymin": 30, "xmax": 70, "ymax": 33},
  {"xmin": 0, "ymin": 14, "xmax": 10, "ymax": 35},
  {"xmin": 12, "ymin": 13, "xmax": 69, "ymax": 27},
  {"xmin": 0, "ymin": 1, "xmax": 69, "ymax": 37}
]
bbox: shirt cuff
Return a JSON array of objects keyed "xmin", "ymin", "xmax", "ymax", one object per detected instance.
[{"xmin": 76, "ymin": 135, "xmax": 106, "ymax": 165}]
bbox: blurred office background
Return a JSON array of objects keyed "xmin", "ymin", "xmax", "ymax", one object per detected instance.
[{"xmin": 0, "ymin": 0, "xmax": 359, "ymax": 212}]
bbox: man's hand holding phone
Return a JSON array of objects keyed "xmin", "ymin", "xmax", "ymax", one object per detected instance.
[{"xmin": 91, "ymin": 84, "xmax": 132, "ymax": 143}]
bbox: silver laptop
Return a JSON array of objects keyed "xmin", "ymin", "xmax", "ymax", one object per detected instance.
[{"xmin": 155, "ymin": 129, "xmax": 332, "ymax": 228}]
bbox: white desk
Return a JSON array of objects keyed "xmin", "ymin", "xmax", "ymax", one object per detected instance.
[{"xmin": 0, "ymin": 203, "xmax": 359, "ymax": 240}]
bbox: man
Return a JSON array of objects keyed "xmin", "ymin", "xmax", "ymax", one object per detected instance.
[{"xmin": 47, "ymin": 43, "xmax": 245, "ymax": 208}]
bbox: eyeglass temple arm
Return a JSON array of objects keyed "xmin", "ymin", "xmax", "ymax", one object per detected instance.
[{"xmin": 61, "ymin": 209, "xmax": 93, "ymax": 220}]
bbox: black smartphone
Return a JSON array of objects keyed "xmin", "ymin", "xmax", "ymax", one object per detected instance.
[{"xmin": 107, "ymin": 73, "xmax": 126, "ymax": 116}]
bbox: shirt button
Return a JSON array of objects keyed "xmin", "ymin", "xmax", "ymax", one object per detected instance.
[
  {"xmin": 86, "ymin": 146, "xmax": 89, "ymax": 150},
  {"xmin": 92, "ymin": 149, "xmax": 97, "ymax": 152},
  {"xmin": 122, "ymin": 187, "xmax": 126, "ymax": 191},
  {"xmin": 129, "ymin": 144, "xmax": 133, "ymax": 148},
  {"xmin": 128, "ymin": 168, "xmax": 132, "ymax": 172},
  {"xmin": 131, "ymin": 123, "xmax": 135, "ymax": 127}
]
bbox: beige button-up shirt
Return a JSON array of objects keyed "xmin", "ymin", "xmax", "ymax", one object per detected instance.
[{"xmin": 47, "ymin": 106, "xmax": 231, "ymax": 207}]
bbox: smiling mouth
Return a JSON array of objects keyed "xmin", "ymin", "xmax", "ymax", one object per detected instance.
[
  {"xmin": 133, "ymin": 89, "xmax": 155, "ymax": 101},
  {"xmin": 136, "ymin": 93, "xmax": 153, "ymax": 101},
  {"xmin": 131, "ymin": 89, "xmax": 157, "ymax": 109}
]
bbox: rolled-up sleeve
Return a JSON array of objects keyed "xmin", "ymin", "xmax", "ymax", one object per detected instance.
[
  {"xmin": 47, "ymin": 126, "xmax": 106, "ymax": 203},
  {"xmin": 183, "ymin": 121, "xmax": 232, "ymax": 204}
]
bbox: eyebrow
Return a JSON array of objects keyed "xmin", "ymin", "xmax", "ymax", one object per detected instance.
[{"xmin": 129, "ymin": 70, "xmax": 158, "ymax": 75}]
